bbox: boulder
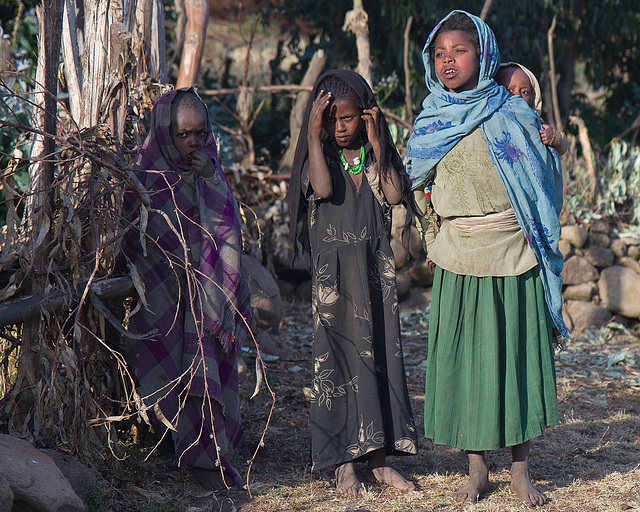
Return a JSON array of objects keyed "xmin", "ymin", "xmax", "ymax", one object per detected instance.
[
  {"xmin": 390, "ymin": 237, "xmax": 409, "ymax": 269},
  {"xmin": 598, "ymin": 265, "xmax": 640, "ymax": 319},
  {"xmin": 558, "ymin": 239, "xmax": 572, "ymax": 260},
  {"xmin": 628, "ymin": 245, "xmax": 640, "ymax": 261},
  {"xmin": 294, "ymin": 279, "xmax": 312, "ymax": 303},
  {"xmin": 0, "ymin": 434, "xmax": 84, "ymax": 512},
  {"xmin": 610, "ymin": 238, "xmax": 627, "ymax": 258},
  {"xmin": 561, "ymin": 256, "xmax": 599, "ymax": 286},
  {"xmin": 583, "ymin": 245, "xmax": 615, "ymax": 268},
  {"xmin": 242, "ymin": 254, "xmax": 283, "ymax": 333},
  {"xmin": 617, "ymin": 256, "xmax": 640, "ymax": 275},
  {"xmin": 565, "ymin": 300, "xmax": 613, "ymax": 334},
  {"xmin": 561, "ymin": 225, "xmax": 588, "ymax": 248},
  {"xmin": 587, "ymin": 231, "xmax": 611, "ymax": 248},
  {"xmin": 41, "ymin": 450, "xmax": 97, "ymax": 505},
  {"xmin": 0, "ymin": 475, "xmax": 13, "ymax": 512},
  {"xmin": 255, "ymin": 330, "xmax": 279, "ymax": 356},
  {"xmin": 395, "ymin": 271, "xmax": 412, "ymax": 302},
  {"xmin": 408, "ymin": 260, "xmax": 434, "ymax": 287},
  {"xmin": 563, "ymin": 283, "xmax": 595, "ymax": 302}
]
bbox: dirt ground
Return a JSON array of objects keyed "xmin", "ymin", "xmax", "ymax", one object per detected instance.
[{"xmin": 102, "ymin": 294, "xmax": 640, "ymax": 512}]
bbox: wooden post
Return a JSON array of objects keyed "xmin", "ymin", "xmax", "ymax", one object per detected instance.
[
  {"xmin": 342, "ymin": 0, "xmax": 372, "ymax": 87},
  {"xmin": 175, "ymin": 0, "xmax": 209, "ymax": 88}
]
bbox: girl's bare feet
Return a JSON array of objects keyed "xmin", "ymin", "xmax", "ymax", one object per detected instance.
[
  {"xmin": 365, "ymin": 448, "xmax": 415, "ymax": 491},
  {"xmin": 453, "ymin": 451, "xmax": 491, "ymax": 504},
  {"xmin": 511, "ymin": 442, "xmax": 546, "ymax": 506},
  {"xmin": 335, "ymin": 462, "xmax": 365, "ymax": 498}
]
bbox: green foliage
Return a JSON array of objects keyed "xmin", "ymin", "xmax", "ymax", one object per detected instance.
[{"xmin": 600, "ymin": 139, "xmax": 640, "ymax": 223}]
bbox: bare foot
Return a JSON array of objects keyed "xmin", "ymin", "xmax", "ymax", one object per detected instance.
[
  {"xmin": 453, "ymin": 451, "xmax": 491, "ymax": 504},
  {"xmin": 191, "ymin": 467, "xmax": 240, "ymax": 491},
  {"xmin": 365, "ymin": 449, "xmax": 415, "ymax": 491},
  {"xmin": 511, "ymin": 461, "xmax": 546, "ymax": 506},
  {"xmin": 335, "ymin": 462, "xmax": 365, "ymax": 498},
  {"xmin": 365, "ymin": 466, "xmax": 415, "ymax": 491}
]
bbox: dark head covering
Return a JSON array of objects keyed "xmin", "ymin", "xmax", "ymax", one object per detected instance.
[{"xmin": 284, "ymin": 69, "xmax": 410, "ymax": 267}]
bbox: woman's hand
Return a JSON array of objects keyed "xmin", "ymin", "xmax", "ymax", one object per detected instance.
[
  {"xmin": 362, "ymin": 107, "xmax": 381, "ymax": 153},
  {"xmin": 191, "ymin": 151, "xmax": 216, "ymax": 178},
  {"xmin": 307, "ymin": 90, "xmax": 331, "ymax": 143}
]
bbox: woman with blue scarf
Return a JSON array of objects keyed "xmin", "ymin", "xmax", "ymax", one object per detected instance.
[{"xmin": 406, "ymin": 11, "xmax": 567, "ymax": 506}]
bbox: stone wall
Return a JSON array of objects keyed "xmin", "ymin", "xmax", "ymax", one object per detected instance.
[{"xmin": 560, "ymin": 221, "xmax": 640, "ymax": 334}]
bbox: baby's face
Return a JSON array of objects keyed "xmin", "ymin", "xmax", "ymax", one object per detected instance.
[{"xmin": 499, "ymin": 67, "xmax": 535, "ymax": 109}]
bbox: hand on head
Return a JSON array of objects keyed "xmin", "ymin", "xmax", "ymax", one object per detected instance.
[
  {"xmin": 308, "ymin": 89, "xmax": 332, "ymax": 143},
  {"xmin": 362, "ymin": 107, "xmax": 381, "ymax": 148}
]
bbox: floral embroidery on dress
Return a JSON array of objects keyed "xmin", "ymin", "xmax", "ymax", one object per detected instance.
[
  {"xmin": 312, "ymin": 263, "xmax": 339, "ymax": 328},
  {"xmin": 346, "ymin": 415, "xmax": 385, "ymax": 458},
  {"xmin": 311, "ymin": 351, "xmax": 359, "ymax": 411},
  {"xmin": 323, "ymin": 224, "xmax": 368, "ymax": 245}
]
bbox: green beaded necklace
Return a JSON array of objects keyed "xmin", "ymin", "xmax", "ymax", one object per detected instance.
[{"xmin": 333, "ymin": 141, "xmax": 365, "ymax": 175}]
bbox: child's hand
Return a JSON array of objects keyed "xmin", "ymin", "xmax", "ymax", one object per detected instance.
[
  {"xmin": 191, "ymin": 151, "xmax": 216, "ymax": 178},
  {"xmin": 308, "ymin": 90, "xmax": 332, "ymax": 142},
  {"xmin": 362, "ymin": 107, "xmax": 382, "ymax": 149},
  {"xmin": 540, "ymin": 124, "xmax": 555, "ymax": 146}
]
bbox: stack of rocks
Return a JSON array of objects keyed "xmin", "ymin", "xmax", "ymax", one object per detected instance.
[{"xmin": 560, "ymin": 221, "xmax": 640, "ymax": 334}]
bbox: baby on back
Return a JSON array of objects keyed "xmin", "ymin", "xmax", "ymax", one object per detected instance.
[{"xmin": 495, "ymin": 63, "xmax": 569, "ymax": 155}]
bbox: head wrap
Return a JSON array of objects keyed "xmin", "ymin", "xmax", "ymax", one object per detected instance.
[
  {"xmin": 406, "ymin": 10, "xmax": 569, "ymax": 339},
  {"xmin": 499, "ymin": 61, "xmax": 543, "ymax": 115},
  {"xmin": 285, "ymin": 69, "xmax": 408, "ymax": 267}
]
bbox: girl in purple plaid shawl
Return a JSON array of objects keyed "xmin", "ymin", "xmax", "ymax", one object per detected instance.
[{"xmin": 122, "ymin": 87, "xmax": 252, "ymax": 491}]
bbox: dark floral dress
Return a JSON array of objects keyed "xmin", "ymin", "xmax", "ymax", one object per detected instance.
[{"xmin": 303, "ymin": 144, "xmax": 417, "ymax": 470}]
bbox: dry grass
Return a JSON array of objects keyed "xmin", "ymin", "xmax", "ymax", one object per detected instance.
[{"xmin": 100, "ymin": 299, "xmax": 640, "ymax": 512}]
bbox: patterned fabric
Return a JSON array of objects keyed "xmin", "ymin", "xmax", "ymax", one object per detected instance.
[
  {"xmin": 122, "ymin": 87, "xmax": 251, "ymax": 487},
  {"xmin": 305, "ymin": 143, "xmax": 417, "ymax": 469},
  {"xmin": 406, "ymin": 10, "xmax": 568, "ymax": 339}
]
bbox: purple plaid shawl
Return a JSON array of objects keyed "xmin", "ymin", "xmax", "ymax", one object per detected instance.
[
  {"xmin": 133, "ymin": 87, "xmax": 251, "ymax": 352},
  {"xmin": 122, "ymin": 87, "xmax": 251, "ymax": 483}
]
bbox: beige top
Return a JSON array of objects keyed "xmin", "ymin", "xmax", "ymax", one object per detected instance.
[{"xmin": 424, "ymin": 128, "xmax": 537, "ymax": 277}]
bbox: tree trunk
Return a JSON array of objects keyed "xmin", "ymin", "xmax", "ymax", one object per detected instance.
[
  {"xmin": 342, "ymin": 0, "xmax": 372, "ymax": 86},
  {"xmin": 175, "ymin": 0, "xmax": 208, "ymax": 88},
  {"xmin": 278, "ymin": 49, "xmax": 326, "ymax": 174}
]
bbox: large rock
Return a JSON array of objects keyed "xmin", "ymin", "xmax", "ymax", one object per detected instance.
[
  {"xmin": 395, "ymin": 271, "xmax": 412, "ymax": 302},
  {"xmin": 610, "ymin": 238, "xmax": 627, "ymax": 258},
  {"xmin": 561, "ymin": 225, "xmax": 588, "ymax": 248},
  {"xmin": 628, "ymin": 245, "xmax": 640, "ymax": 261},
  {"xmin": 0, "ymin": 434, "xmax": 84, "ymax": 512},
  {"xmin": 408, "ymin": 260, "xmax": 434, "ymax": 287},
  {"xmin": 41, "ymin": 450, "xmax": 98, "ymax": 504},
  {"xmin": 598, "ymin": 265, "xmax": 640, "ymax": 319},
  {"xmin": 242, "ymin": 254, "xmax": 283, "ymax": 333},
  {"xmin": 0, "ymin": 475, "xmax": 13, "ymax": 512},
  {"xmin": 565, "ymin": 300, "xmax": 613, "ymax": 334},
  {"xmin": 563, "ymin": 283, "xmax": 595, "ymax": 302},
  {"xmin": 558, "ymin": 239, "xmax": 572, "ymax": 260},
  {"xmin": 390, "ymin": 237, "xmax": 409, "ymax": 269},
  {"xmin": 587, "ymin": 231, "xmax": 610, "ymax": 248},
  {"xmin": 583, "ymin": 245, "xmax": 615, "ymax": 268},
  {"xmin": 561, "ymin": 256, "xmax": 599, "ymax": 285}
]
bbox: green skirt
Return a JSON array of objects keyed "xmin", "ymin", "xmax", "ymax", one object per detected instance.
[{"xmin": 424, "ymin": 266, "xmax": 559, "ymax": 451}]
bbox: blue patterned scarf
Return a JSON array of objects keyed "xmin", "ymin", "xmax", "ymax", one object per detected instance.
[{"xmin": 406, "ymin": 10, "xmax": 568, "ymax": 339}]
